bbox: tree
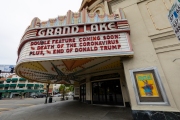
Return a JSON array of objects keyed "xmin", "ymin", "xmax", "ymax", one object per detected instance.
[
  {"xmin": 69, "ymin": 85, "xmax": 74, "ymax": 92},
  {"xmin": 59, "ymin": 84, "xmax": 74, "ymax": 100},
  {"xmin": 59, "ymin": 84, "xmax": 66, "ymax": 100}
]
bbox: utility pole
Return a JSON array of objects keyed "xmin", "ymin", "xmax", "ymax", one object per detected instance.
[{"xmin": 45, "ymin": 83, "xmax": 50, "ymax": 104}]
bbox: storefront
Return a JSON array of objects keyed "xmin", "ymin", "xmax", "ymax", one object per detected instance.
[
  {"xmin": 80, "ymin": 84, "xmax": 86, "ymax": 103},
  {"xmin": 92, "ymin": 78, "xmax": 123, "ymax": 106}
]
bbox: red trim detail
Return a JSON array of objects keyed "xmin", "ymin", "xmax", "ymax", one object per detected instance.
[
  {"xmin": 126, "ymin": 33, "xmax": 133, "ymax": 51},
  {"xmin": 17, "ymin": 30, "xmax": 130, "ymax": 58}
]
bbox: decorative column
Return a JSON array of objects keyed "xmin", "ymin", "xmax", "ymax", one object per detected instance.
[
  {"xmin": 86, "ymin": 76, "xmax": 91, "ymax": 104},
  {"xmin": 104, "ymin": 0, "xmax": 110, "ymax": 15}
]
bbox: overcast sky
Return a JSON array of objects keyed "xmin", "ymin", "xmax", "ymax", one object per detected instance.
[{"xmin": 0, "ymin": 0, "xmax": 82, "ymax": 65}]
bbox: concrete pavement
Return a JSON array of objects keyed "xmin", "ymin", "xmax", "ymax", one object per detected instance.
[
  {"xmin": 0, "ymin": 99, "xmax": 133, "ymax": 120},
  {"xmin": 0, "ymin": 97, "xmax": 54, "ymax": 112}
]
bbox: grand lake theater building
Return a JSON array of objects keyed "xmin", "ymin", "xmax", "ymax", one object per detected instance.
[{"xmin": 15, "ymin": 0, "xmax": 180, "ymax": 119}]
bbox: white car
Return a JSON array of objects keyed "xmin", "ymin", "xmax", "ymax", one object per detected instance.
[{"xmin": 53, "ymin": 94, "xmax": 61, "ymax": 97}]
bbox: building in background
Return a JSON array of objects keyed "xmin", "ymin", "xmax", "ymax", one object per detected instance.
[
  {"xmin": 53, "ymin": 84, "xmax": 61, "ymax": 94},
  {"xmin": 0, "ymin": 74, "xmax": 44, "ymax": 98},
  {"xmin": 0, "ymin": 64, "xmax": 15, "ymax": 79},
  {"xmin": 43, "ymin": 83, "xmax": 53, "ymax": 95}
]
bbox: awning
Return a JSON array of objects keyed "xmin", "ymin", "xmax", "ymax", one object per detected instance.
[
  {"xmin": 6, "ymin": 78, "xmax": 11, "ymax": 82},
  {"xmin": 25, "ymin": 90, "xmax": 39, "ymax": 92},
  {"xmin": 40, "ymin": 90, "xmax": 44, "ymax": 92},
  {"xmin": 10, "ymin": 84, "xmax": 16, "ymax": 87},
  {"xmin": 11, "ymin": 78, "xmax": 18, "ymax": 82},
  {"xmin": 25, "ymin": 90, "xmax": 34, "ymax": 92},
  {"xmin": 26, "ymin": 84, "xmax": 34, "ymax": 87},
  {"xmin": 0, "ymin": 90, "xmax": 5, "ymax": 93},
  {"xmin": 0, "ymin": 90, "xmax": 9, "ymax": 92},
  {"xmin": 19, "ymin": 78, "xmax": 26, "ymax": 81},
  {"xmin": 10, "ymin": 90, "xmax": 24, "ymax": 92},
  {"xmin": 34, "ymin": 84, "xmax": 39, "ymax": 87},
  {"xmin": 0, "ymin": 84, "xmax": 4, "ymax": 87},
  {"xmin": 17, "ymin": 84, "xmax": 25, "ymax": 87},
  {"xmin": 4, "ymin": 84, "xmax": 9, "ymax": 87}
]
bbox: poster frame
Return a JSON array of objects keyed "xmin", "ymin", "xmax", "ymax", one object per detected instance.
[{"xmin": 129, "ymin": 67, "xmax": 169, "ymax": 105}]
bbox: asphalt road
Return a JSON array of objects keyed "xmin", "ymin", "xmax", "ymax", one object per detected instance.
[
  {"xmin": 0, "ymin": 97, "xmax": 60, "ymax": 111},
  {"xmin": 0, "ymin": 97, "xmax": 133, "ymax": 120}
]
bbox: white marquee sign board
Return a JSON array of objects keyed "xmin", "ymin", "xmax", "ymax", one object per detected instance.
[{"xmin": 19, "ymin": 33, "xmax": 132, "ymax": 62}]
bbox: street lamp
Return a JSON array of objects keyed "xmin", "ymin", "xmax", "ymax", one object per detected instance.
[{"xmin": 44, "ymin": 83, "xmax": 50, "ymax": 104}]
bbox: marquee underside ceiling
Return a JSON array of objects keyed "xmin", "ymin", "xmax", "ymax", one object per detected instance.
[{"xmin": 16, "ymin": 56, "xmax": 124, "ymax": 84}]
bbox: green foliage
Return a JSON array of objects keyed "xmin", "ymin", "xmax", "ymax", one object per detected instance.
[
  {"xmin": 59, "ymin": 84, "xmax": 74, "ymax": 99},
  {"xmin": 69, "ymin": 85, "xmax": 74, "ymax": 92}
]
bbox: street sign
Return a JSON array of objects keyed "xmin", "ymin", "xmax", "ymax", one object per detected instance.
[
  {"xmin": 168, "ymin": 0, "xmax": 180, "ymax": 41},
  {"xmin": 0, "ymin": 65, "xmax": 15, "ymax": 73}
]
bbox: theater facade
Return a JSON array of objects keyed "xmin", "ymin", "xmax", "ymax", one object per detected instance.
[{"xmin": 15, "ymin": 0, "xmax": 180, "ymax": 119}]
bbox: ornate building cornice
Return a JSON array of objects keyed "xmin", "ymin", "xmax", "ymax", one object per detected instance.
[
  {"xmin": 88, "ymin": 0, "xmax": 103, "ymax": 10},
  {"xmin": 80, "ymin": 0, "xmax": 91, "ymax": 11}
]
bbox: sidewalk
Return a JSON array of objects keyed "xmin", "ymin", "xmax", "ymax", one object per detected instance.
[
  {"xmin": 1, "ymin": 98, "xmax": 33, "ymax": 100},
  {"xmin": 0, "ymin": 100, "xmax": 133, "ymax": 120}
]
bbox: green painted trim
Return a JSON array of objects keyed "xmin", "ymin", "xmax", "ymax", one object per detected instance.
[
  {"xmin": 34, "ymin": 84, "xmax": 39, "ymax": 87},
  {"xmin": 0, "ymin": 89, "xmax": 44, "ymax": 93},
  {"xmin": 4, "ymin": 84, "xmax": 9, "ymax": 87},
  {"xmin": 0, "ymin": 90, "xmax": 5, "ymax": 93},
  {"xmin": 10, "ymin": 84, "xmax": 16, "ymax": 87},
  {"xmin": 17, "ymin": 84, "xmax": 25, "ymax": 87},
  {"xmin": 25, "ymin": 90, "xmax": 40, "ymax": 92},
  {"xmin": 26, "ymin": 84, "xmax": 34, "ymax": 87},
  {"xmin": 40, "ymin": 90, "xmax": 44, "ymax": 92}
]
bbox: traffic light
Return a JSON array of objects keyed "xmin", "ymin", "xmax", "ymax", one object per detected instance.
[
  {"xmin": 0, "ymin": 70, "xmax": 1, "ymax": 79},
  {"xmin": 10, "ymin": 67, "xmax": 14, "ymax": 73}
]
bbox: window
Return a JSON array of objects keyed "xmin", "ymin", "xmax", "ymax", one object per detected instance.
[
  {"xmin": 27, "ymin": 87, "xmax": 32, "ymax": 89},
  {"xmin": 5, "ymin": 87, "xmax": 8, "ymax": 90}
]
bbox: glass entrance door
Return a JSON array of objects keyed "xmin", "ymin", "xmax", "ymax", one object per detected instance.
[
  {"xmin": 92, "ymin": 79, "xmax": 124, "ymax": 106},
  {"xmin": 80, "ymin": 84, "xmax": 86, "ymax": 102}
]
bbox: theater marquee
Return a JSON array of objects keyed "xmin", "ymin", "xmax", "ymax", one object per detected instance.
[
  {"xmin": 18, "ymin": 20, "xmax": 133, "ymax": 63},
  {"xmin": 16, "ymin": 9, "xmax": 134, "ymax": 83},
  {"xmin": 19, "ymin": 33, "xmax": 131, "ymax": 60}
]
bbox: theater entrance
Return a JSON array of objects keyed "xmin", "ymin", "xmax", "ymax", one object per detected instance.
[{"xmin": 92, "ymin": 79, "xmax": 124, "ymax": 106}]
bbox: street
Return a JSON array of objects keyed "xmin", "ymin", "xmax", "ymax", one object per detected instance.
[
  {"xmin": 0, "ymin": 98, "xmax": 133, "ymax": 120},
  {"xmin": 0, "ymin": 97, "xmax": 53, "ymax": 111}
]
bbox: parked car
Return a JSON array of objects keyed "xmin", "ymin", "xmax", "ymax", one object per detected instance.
[
  {"xmin": 30, "ymin": 93, "xmax": 37, "ymax": 98},
  {"xmin": 30, "ymin": 93, "xmax": 46, "ymax": 98},
  {"xmin": 53, "ymin": 94, "xmax": 61, "ymax": 97},
  {"xmin": 37, "ymin": 94, "xmax": 46, "ymax": 98}
]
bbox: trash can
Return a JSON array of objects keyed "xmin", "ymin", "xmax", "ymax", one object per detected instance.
[{"xmin": 49, "ymin": 97, "xmax": 52, "ymax": 103}]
